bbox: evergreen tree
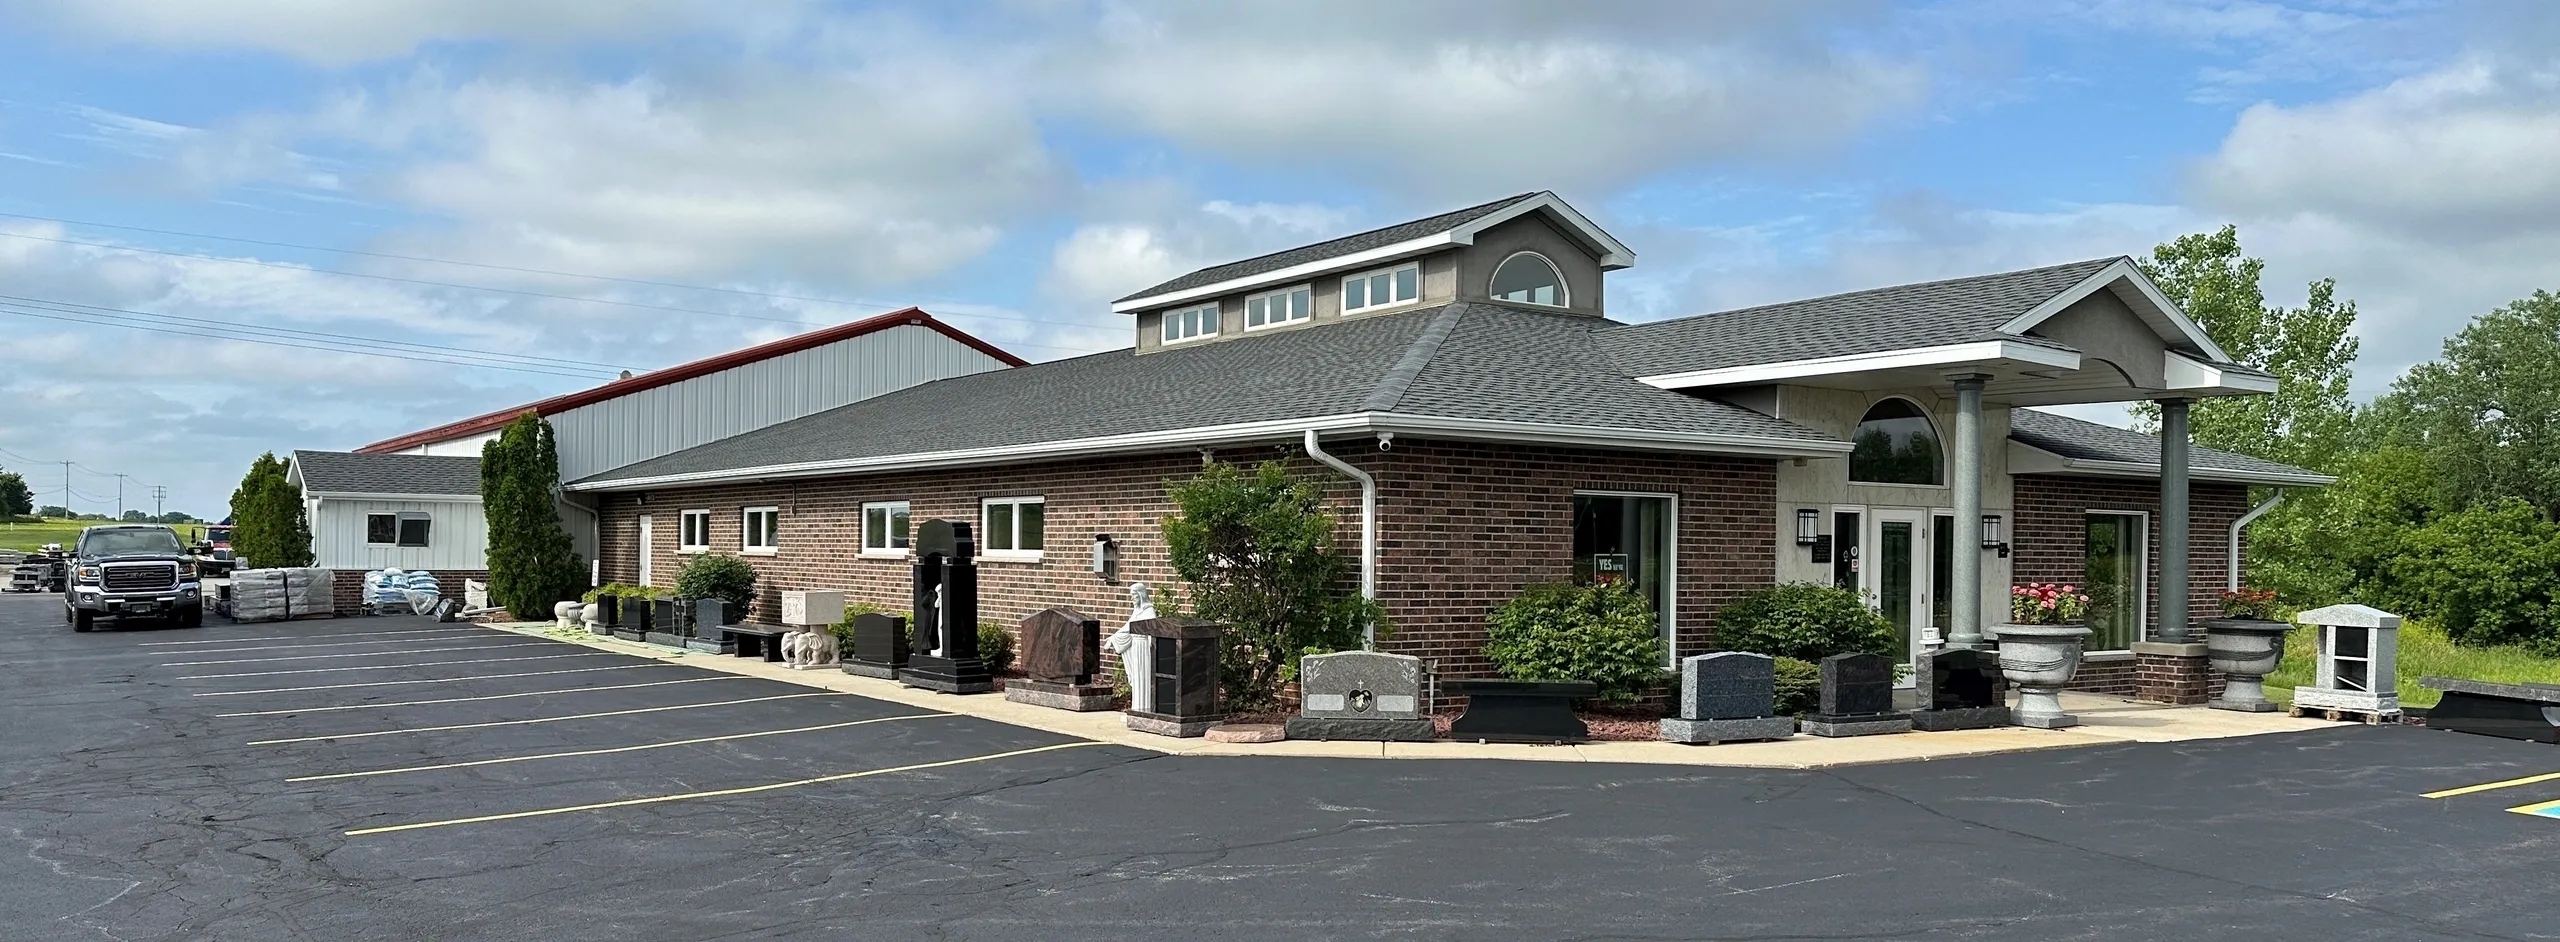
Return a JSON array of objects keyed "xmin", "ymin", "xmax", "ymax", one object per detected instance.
[
  {"xmin": 229, "ymin": 453, "xmax": 313, "ymax": 568},
  {"xmin": 482, "ymin": 412, "xmax": 586, "ymax": 619}
]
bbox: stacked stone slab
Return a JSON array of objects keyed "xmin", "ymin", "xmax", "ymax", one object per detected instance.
[
  {"xmin": 1802, "ymin": 653, "xmax": 1911, "ymax": 737},
  {"xmin": 1659, "ymin": 652, "xmax": 1796, "ymax": 744},
  {"xmin": 1005, "ymin": 607, "xmax": 1113, "ymax": 711},
  {"xmin": 1284, "ymin": 651, "xmax": 1435, "ymax": 741},
  {"xmin": 1909, "ymin": 648, "xmax": 2010, "ymax": 731}
]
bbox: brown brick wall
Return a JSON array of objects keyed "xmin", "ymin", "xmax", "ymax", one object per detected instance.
[
  {"xmin": 2011, "ymin": 474, "xmax": 2249, "ymax": 640},
  {"xmin": 329, "ymin": 568, "xmax": 489, "ymax": 616},
  {"xmin": 591, "ymin": 438, "xmax": 1782, "ymax": 706}
]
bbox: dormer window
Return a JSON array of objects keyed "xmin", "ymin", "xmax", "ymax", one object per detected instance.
[
  {"xmin": 1161, "ymin": 303, "xmax": 1219, "ymax": 344},
  {"xmin": 1491, "ymin": 252, "xmax": 1566, "ymax": 306},
  {"xmin": 1343, "ymin": 263, "xmax": 1421, "ymax": 315},
  {"xmin": 1245, "ymin": 285, "xmax": 1312, "ymax": 330}
]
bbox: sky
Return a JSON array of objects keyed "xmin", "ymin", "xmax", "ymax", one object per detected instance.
[{"xmin": 1, "ymin": 0, "xmax": 2554, "ymax": 517}]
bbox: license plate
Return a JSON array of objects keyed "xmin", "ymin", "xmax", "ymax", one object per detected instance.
[{"xmin": 126, "ymin": 602, "xmax": 159, "ymax": 613}]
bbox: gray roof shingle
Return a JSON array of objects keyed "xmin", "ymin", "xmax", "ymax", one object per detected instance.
[
  {"xmin": 577, "ymin": 303, "xmax": 1835, "ymax": 486},
  {"xmin": 1116, "ymin": 193, "xmax": 1543, "ymax": 303},
  {"xmin": 2007, "ymin": 409, "xmax": 2328, "ymax": 481},
  {"xmin": 293, "ymin": 450, "xmax": 482, "ymax": 496},
  {"xmin": 1595, "ymin": 258, "xmax": 2120, "ymax": 378}
]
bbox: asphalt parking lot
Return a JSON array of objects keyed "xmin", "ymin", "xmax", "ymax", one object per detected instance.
[{"xmin": 4, "ymin": 591, "xmax": 2559, "ymax": 941}]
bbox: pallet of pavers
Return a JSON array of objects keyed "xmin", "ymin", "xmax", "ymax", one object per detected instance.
[{"xmin": 227, "ymin": 568, "xmax": 336, "ymax": 623}]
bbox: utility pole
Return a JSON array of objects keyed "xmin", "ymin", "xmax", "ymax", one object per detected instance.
[
  {"xmin": 61, "ymin": 462, "xmax": 72, "ymax": 518},
  {"xmin": 153, "ymin": 485, "xmax": 166, "ymax": 522},
  {"xmin": 116, "ymin": 473, "xmax": 128, "ymax": 518}
]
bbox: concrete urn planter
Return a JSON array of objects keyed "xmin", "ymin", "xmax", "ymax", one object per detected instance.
[
  {"xmin": 1995, "ymin": 623, "xmax": 2091, "ymax": 729},
  {"xmin": 2201, "ymin": 617, "xmax": 2293, "ymax": 713},
  {"xmin": 581, "ymin": 603, "xmax": 607, "ymax": 634}
]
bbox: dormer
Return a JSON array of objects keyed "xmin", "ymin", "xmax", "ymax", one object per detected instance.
[{"xmin": 1113, "ymin": 191, "xmax": 1636, "ymax": 352}]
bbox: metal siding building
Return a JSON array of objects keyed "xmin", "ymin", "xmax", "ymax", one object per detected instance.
[{"xmin": 309, "ymin": 498, "xmax": 490, "ymax": 572}]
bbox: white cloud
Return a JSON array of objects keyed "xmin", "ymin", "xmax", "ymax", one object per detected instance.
[{"xmin": 2, "ymin": 0, "xmax": 766, "ymax": 65}]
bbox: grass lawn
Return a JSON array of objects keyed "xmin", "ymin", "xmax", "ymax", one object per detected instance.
[
  {"xmin": 0, "ymin": 518, "xmax": 210, "ymax": 553},
  {"xmin": 2264, "ymin": 617, "xmax": 2560, "ymax": 710}
]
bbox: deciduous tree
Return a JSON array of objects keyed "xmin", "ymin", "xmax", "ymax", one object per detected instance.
[
  {"xmin": 2396, "ymin": 290, "xmax": 2560, "ymax": 521},
  {"xmin": 229, "ymin": 453, "xmax": 313, "ymax": 568},
  {"xmin": 0, "ymin": 469, "xmax": 32, "ymax": 520},
  {"xmin": 1160, "ymin": 460, "xmax": 1379, "ymax": 711}
]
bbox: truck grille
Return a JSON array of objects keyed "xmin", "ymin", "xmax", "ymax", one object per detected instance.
[{"xmin": 102, "ymin": 563, "xmax": 178, "ymax": 592}]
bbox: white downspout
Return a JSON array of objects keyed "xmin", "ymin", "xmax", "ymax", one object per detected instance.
[
  {"xmin": 1303, "ymin": 429, "xmax": 1377, "ymax": 648},
  {"xmin": 2227, "ymin": 491, "xmax": 2285, "ymax": 590}
]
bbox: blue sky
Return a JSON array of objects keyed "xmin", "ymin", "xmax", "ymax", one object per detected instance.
[{"xmin": 1, "ymin": 0, "xmax": 2554, "ymax": 515}]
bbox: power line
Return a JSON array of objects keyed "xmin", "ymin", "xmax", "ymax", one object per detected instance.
[
  {"xmin": 0, "ymin": 228, "xmax": 1113, "ymax": 352},
  {"xmin": 1, "ymin": 294, "xmax": 641, "ymax": 373},
  {"xmin": 0, "ymin": 305, "xmax": 620, "ymax": 380}
]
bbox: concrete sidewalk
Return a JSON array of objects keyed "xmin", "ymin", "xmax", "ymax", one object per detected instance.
[{"xmin": 485, "ymin": 621, "xmax": 2337, "ymax": 769}]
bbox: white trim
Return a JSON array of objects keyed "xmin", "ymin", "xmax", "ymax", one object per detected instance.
[
  {"xmin": 677, "ymin": 508, "xmax": 711, "ymax": 554},
  {"xmin": 2163, "ymin": 351, "xmax": 2279, "ymax": 393},
  {"xmin": 1996, "ymin": 259, "xmax": 2234, "ymax": 363},
  {"xmin": 636, "ymin": 514, "xmax": 654, "ymax": 585},
  {"xmin": 1243, "ymin": 284, "xmax": 1314, "ymax": 331},
  {"xmin": 1637, "ymin": 340, "xmax": 2082, "ymax": 390},
  {"xmin": 1109, "ymin": 192, "xmax": 1634, "ymax": 314},
  {"xmin": 979, "ymin": 496, "xmax": 1045, "ymax": 561},
  {"xmin": 741, "ymin": 506, "xmax": 779, "ymax": 554},
  {"xmin": 569, "ymin": 412, "xmax": 1851, "ymax": 492},
  {"xmin": 860, "ymin": 500, "xmax": 912, "ymax": 558},
  {"xmin": 1571, "ymin": 489, "xmax": 1679, "ymax": 668},
  {"xmin": 1339, "ymin": 262, "xmax": 1424, "ymax": 317},
  {"xmin": 304, "ymin": 491, "xmax": 480, "ymax": 503},
  {"xmin": 1303, "ymin": 432, "xmax": 1377, "ymax": 647},
  {"xmin": 1488, "ymin": 251, "xmax": 1570, "ymax": 308},
  {"xmin": 1158, "ymin": 302, "xmax": 1221, "ymax": 345},
  {"xmin": 2082, "ymin": 508, "xmax": 2151, "ymax": 654}
]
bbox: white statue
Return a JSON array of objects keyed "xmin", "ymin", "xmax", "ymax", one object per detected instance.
[
  {"xmin": 1104, "ymin": 582, "xmax": 1157, "ymax": 709},
  {"xmin": 783, "ymin": 623, "xmax": 839, "ymax": 669},
  {"xmin": 554, "ymin": 600, "xmax": 582, "ymax": 630}
]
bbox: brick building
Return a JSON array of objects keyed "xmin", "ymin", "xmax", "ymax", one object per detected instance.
[{"xmin": 542, "ymin": 191, "xmax": 2330, "ymax": 705}]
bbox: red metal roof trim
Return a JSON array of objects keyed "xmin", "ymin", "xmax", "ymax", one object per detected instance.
[{"xmin": 355, "ymin": 308, "xmax": 1027, "ymax": 454}]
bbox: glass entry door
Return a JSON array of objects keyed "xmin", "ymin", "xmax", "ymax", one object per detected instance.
[{"xmin": 1866, "ymin": 508, "xmax": 1932, "ymax": 678}]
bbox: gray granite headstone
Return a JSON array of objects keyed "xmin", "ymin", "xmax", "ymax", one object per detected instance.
[
  {"xmin": 681, "ymin": 598, "xmax": 733, "ymax": 654},
  {"xmin": 1682, "ymin": 652, "xmax": 1775, "ymax": 721},
  {"xmin": 1285, "ymin": 651, "xmax": 1434, "ymax": 741}
]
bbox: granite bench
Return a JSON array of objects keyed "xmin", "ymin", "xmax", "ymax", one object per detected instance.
[
  {"xmin": 2420, "ymin": 676, "xmax": 2560, "ymax": 744},
  {"xmin": 1448, "ymin": 679, "xmax": 1596, "ymax": 744},
  {"xmin": 722, "ymin": 624, "xmax": 788, "ymax": 663}
]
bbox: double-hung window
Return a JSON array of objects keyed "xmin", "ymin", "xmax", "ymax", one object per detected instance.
[
  {"xmin": 1341, "ymin": 263, "xmax": 1420, "ymax": 315},
  {"xmin": 1161, "ymin": 303, "xmax": 1219, "ymax": 344},
  {"xmin": 862, "ymin": 501, "xmax": 911, "ymax": 556},
  {"xmin": 980, "ymin": 496, "xmax": 1045, "ymax": 561},
  {"xmin": 742, "ymin": 506, "xmax": 780, "ymax": 554},
  {"xmin": 1245, "ymin": 285, "xmax": 1312, "ymax": 330},
  {"xmin": 678, "ymin": 509, "xmax": 711, "ymax": 552}
]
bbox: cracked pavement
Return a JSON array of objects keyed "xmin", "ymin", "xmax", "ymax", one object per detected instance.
[{"xmin": 3, "ymin": 594, "xmax": 2557, "ymax": 941}]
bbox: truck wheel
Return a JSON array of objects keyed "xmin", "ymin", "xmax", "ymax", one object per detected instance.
[
  {"xmin": 72, "ymin": 609, "xmax": 95, "ymax": 633},
  {"xmin": 179, "ymin": 606, "xmax": 204, "ymax": 629}
]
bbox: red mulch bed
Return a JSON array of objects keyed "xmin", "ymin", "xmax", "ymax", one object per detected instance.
[{"xmin": 1424, "ymin": 705, "xmax": 1665, "ymax": 742}]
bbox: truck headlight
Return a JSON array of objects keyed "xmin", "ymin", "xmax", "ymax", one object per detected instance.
[{"xmin": 75, "ymin": 565, "xmax": 100, "ymax": 584}]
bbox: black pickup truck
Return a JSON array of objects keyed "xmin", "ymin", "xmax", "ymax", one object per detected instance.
[{"xmin": 64, "ymin": 525, "xmax": 204, "ymax": 631}]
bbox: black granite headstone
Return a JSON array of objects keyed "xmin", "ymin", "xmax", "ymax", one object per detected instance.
[
  {"xmin": 848, "ymin": 612, "xmax": 909, "ymax": 678},
  {"xmin": 1124, "ymin": 617, "xmax": 1222, "ymax": 736},
  {"xmin": 1926, "ymin": 648, "xmax": 2000, "ymax": 710},
  {"xmin": 900, "ymin": 520, "xmax": 991, "ymax": 694},
  {"xmin": 1819, "ymin": 653, "xmax": 1895, "ymax": 717}
]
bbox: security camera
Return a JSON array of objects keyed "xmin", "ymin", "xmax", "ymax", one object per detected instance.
[{"xmin": 1377, "ymin": 432, "xmax": 1395, "ymax": 451}]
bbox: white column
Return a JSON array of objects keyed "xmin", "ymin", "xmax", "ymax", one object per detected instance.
[
  {"xmin": 1948, "ymin": 374, "xmax": 1990, "ymax": 649},
  {"xmin": 2158, "ymin": 398, "xmax": 2193, "ymax": 644}
]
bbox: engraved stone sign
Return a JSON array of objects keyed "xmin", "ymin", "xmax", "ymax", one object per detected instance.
[{"xmin": 1285, "ymin": 650, "xmax": 1435, "ymax": 741}]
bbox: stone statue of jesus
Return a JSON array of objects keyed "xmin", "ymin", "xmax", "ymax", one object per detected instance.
[{"xmin": 1104, "ymin": 582, "xmax": 1156, "ymax": 710}]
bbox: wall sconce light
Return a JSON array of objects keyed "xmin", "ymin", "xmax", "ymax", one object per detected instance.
[
  {"xmin": 1795, "ymin": 509, "xmax": 1820, "ymax": 546},
  {"xmin": 1091, "ymin": 533, "xmax": 1120, "ymax": 582},
  {"xmin": 1980, "ymin": 514, "xmax": 2010, "ymax": 559}
]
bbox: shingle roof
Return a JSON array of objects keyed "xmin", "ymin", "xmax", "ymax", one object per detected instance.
[
  {"xmin": 576, "ymin": 303, "xmax": 1835, "ymax": 487},
  {"xmin": 2007, "ymin": 409, "xmax": 2329, "ymax": 482},
  {"xmin": 1116, "ymin": 193, "xmax": 1543, "ymax": 303},
  {"xmin": 1595, "ymin": 258, "xmax": 2120, "ymax": 378},
  {"xmin": 293, "ymin": 451, "xmax": 482, "ymax": 497}
]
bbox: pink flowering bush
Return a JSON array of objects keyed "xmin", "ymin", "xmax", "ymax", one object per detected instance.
[{"xmin": 2008, "ymin": 582, "xmax": 2091, "ymax": 625}]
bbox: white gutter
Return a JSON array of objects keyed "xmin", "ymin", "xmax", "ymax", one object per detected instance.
[
  {"xmin": 1302, "ymin": 429, "xmax": 1378, "ymax": 649},
  {"xmin": 2228, "ymin": 491, "xmax": 2285, "ymax": 591}
]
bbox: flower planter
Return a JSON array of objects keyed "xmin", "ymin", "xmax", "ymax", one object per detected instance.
[
  {"xmin": 581, "ymin": 602, "xmax": 608, "ymax": 635},
  {"xmin": 2202, "ymin": 617, "xmax": 2293, "ymax": 713},
  {"xmin": 1994, "ymin": 623, "xmax": 2091, "ymax": 729}
]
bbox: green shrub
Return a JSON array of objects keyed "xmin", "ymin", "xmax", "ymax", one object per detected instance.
[
  {"xmin": 978, "ymin": 621, "xmax": 1016, "ymax": 674},
  {"xmin": 831, "ymin": 601, "xmax": 907, "ymax": 645},
  {"xmin": 1483, "ymin": 581, "xmax": 1664, "ymax": 704},
  {"xmin": 580, "ymin": 583, "xmax": 634, "ymax": 605},
  {"xmin": 2375, "ymin": 498, "xmax": 2560, "ymax": 653},
  {"xmin": 1772, "ymin": 656, "xmax": 1821, "ymax": 716},
  {"xmin": 1161, "ymin": 460, "xmax": 1377, "ymax": 711},
  {"xmin": 482, "ymin": 412, "xmax": 586, "ymax": 620},
  {"xmin": 673, "ymin": 553, "xmax": 757, "ymax": 612},
  {"xmin": 1714, "ymin": 583, "xmax": 1897, "ymax": 662}
]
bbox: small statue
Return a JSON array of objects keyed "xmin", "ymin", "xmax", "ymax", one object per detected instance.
[
  {"xmin": 784, "ymin": 623, "xmax": 839, "ymax": 669},
  {"xmin": 554, "ymin": 600, "xmax": 582, "ymax": 630},
  {"xmin": 1104, "ymin": 582, "xmax": 1157, "ymax": 709}
]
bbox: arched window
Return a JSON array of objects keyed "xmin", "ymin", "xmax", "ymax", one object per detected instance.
[
  {"xmin": 1849, "ymin": 399, "xmax": 1944, "ymax": 485},
  {"xmin": 1489, "ymin": 252, "xmax": 1567, "ymax": 307}
]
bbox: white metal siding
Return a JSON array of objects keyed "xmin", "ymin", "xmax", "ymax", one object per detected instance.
[
  {"xmin": 418, "ymin": 434, "xmax": 498, "ymax": 457},
  {"xmin": 545, "ymin": 324, "xmax": 1008, "ymax": 482},
  {"xmin": 313, "ymin": 499, "xmax": 489, "ymax": 571}
]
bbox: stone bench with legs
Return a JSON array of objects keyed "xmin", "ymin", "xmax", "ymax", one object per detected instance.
[{"xmin": 723, "ymin": 624, "xmax": 788, "ymax": 663}]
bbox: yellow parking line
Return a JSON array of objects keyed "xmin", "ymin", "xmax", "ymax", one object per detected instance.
[
  {"xmin": 150, "ymin": 634, "xmax": 505, "ymax": 654},
  {"xmin": 164, "ymin": 642, "xmax": 552, "ymax": 667},
  {"xmin": 215, "ymin": 676, "xmax": 747, "ymax": 716},
  {"xmin": 245, "ymin": 692, "xmax": 839, "ymax": 745},
  {"xmin": 288, "ymin": 713, "xmax": 954, "ymax": 782},
  {"xmin": 2510, "ymin": 798, "xmax": 2560, "ymax": 817},
  {"xmin": 2422, "ymin": 771, "xmax": 2560, "ymax": 799},
  {"xmin": 192, "ymin": 664, "xmax": 664, "ymax": 697},
  {"xmin": 344, "ymin": 741, "xmax": 1107, "ymax": 836},
  {"xmin": 179, "ymin": 651, "xmax": 607, "ymax": 680},
  {"xmin": 141, "ymin": 627, "xmax": 484, "ymax": 646}
]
